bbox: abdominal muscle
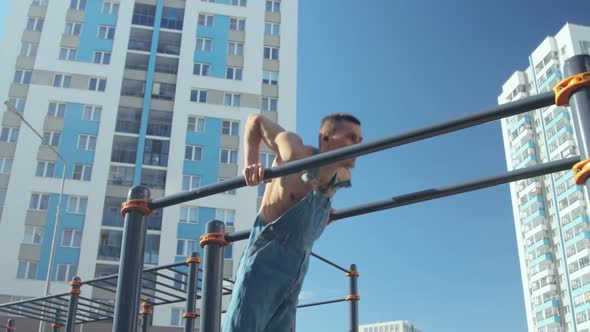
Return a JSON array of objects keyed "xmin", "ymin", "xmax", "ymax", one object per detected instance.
[{"xmin": 258, "ymin": 173, "xmax": 313, "ymax": 224}]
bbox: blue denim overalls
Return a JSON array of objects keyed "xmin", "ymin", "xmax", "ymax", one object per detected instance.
[{"xmin": 222, "ymin": 167, "xmax": 336, "ymax": 331}]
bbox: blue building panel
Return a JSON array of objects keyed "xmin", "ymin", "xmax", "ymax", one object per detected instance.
[
  {"xmin": 77, "ymin": 0, "xmax": 117, "ymax": 62},
  {"xmin": 58, "ymin": 103, "xmax": 99, "ymax": 178},
  {"xmin": 184, "ymin": 118, "xmax": 221, "ymax": 185},
  {"xmin": 194, "ymin": 15, "xmax": 230, "ymax": 78}
]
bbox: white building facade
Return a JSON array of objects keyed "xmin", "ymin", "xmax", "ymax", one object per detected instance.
[
  {"xmin": 0, "ymin": 0, "xmax": 296, "ymax": 328},
  {"xmin": 499, "ymin": 23, "xmax": 590, "ymax": 332},
  {"xmin": 359, "ymin": 320, "xmax": 421, "ymax": 332}
]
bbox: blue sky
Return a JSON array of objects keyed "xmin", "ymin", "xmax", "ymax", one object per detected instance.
[{"xmin": 2, "ymin": 1, "xmax": 590, "ymax": 331}]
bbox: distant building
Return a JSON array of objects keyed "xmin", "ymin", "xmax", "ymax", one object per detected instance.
[{"xmin": 360, "ymin": 320, "xmax": 421, "ymax": 332}]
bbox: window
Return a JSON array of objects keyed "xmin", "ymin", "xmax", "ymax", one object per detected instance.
[
  {"xmin": 102, "ymin": 1, "xmax": 119, "ymax": 15},
  {"xmin": 70, "ymin": 0, "xmax": 87, "ymax": 10},
  {"xmin": 53, "ymin": 74, "xmax": 72, "ymax": 88},
  {"xmin": 232, "ymin": 0, "xmax": 247, "ymax": 6},
  {"xmin": 73, "ymin": 164, "xmax": 92, "ymax": 181},
  {"xmin": 170, "ymin": 308, "xmax": 186, "ymax": 327},
  {"xmin": 61, "ymin": 229, "xmax": 82, "ymax": 247},
  {"xmin": 16, "ymin": 261, "xmax": 38, "ymax": 279},
  {"xmin": 220, "ymin": 149, "xmax": 238, "ymax": 164},
  {"xmin": 77, "ymin": 134, "xmax": 97, "ymax": 151},
  {"xmin": 8, "ymin": 97, "xmax": 26, "ymax": 113},
  {"xmin": 67, "ymin": 196, "xmax": 87, "ymax": 214},
  {"xmin": 14, "ymin": 70, "xmax": 32, "ymax": 84},
  {"xmin": 261, "ymin": 97, "xmax": 278, "ymax": 112},
  {"xmin": 64, "ymin": 21, "xmax": 82, "ymax": 36},
  {"xmin": 83, "ymin": 105, "xmax": 102, "ymax": 121},
  {"xmin": 216, "ymin": 208, "xmax": 235, "ymax": 226},
  {"xmin": 0, "ymin": 127, "xmax": 19, "ymax": 143},
  {"xmin": 29, "ymin": 193, "xmax": 50, "ymax": 210},
  {"xmin": 89, "ymin": 78, "xmax": 107, "ymax": 91},
  {"xmin": 93, "ymin": 51, "xmax": 111, "ymax": 64},
  {"xmin": 190, "ymin": 89, "xmax": 207, "ymax": 103},
  {"xmin": 182, "ymin": 175, "xmax": 201, "ymax": 190},
  {"xmin": 187, "ymin": 116, "xmax": 205, "ymax": 132},
  {"xmin": 228, "ymin": 41, "xmax": 244, "ymax": 56},
  {"xmin": 36, "ymin": 161, "xmax": 55, "ymax": 177},
  {"xmin": 97, "ymin": 25, "xmax": 115, "ymax": 40},
  {"xmin": 226, "ymin": 66, "xmax": 243, "ymax": 80},
  {"xmin": 229, "ymin": 18, "xmax": 246, "ymax": 31},
  {"xmin": 222, "ymin": 120, "xmax": 239, "ymax": 136},
  {"xmin": 55, "ymin": 264, "xmax": 77, "ymax": 282},
  {"xmin": 0, "ymin": 157, "xmax": 13, "ymax": 174},
  {"xmin": 26, "ymin": 18, "xmax": 44, "ymax": 31},
  {"xmin": 193, "ymin": 62, "xmax": 210, "ymax": 76},
  {"xmin": 185, "ymin": 145, "xmax": 203, "ymax": 161},
  {"xmin": 264, "ymin": 46, "xmax": 279, "ymax": 60},
  {"xmin": 265, "ymin": 22, "xmax": 280, "ymax": 36},
  {"xmin": 259, "ymin": 152, "xmax": 276, "ymax": 168},
  {"xmin": 266, "ymin": 0, "xmax": 280, "ymax": 12},
  {"xmin": 108, "ymin": 166, "xmax": 134, "ymax": 186},
  {"xmin": 20, "ymin": 42, "xmax": 38, "ymax": 57},
  {"xmin": 196, "ymin": 37, "xmax": 212, "ymax": 52},
  {"xmin": 143, "ymin": 139, "xmax": 169, "ymax": 166},
  {"xmin": 59, "ymin": 47, "xmax": 77, "ymax": 61},
  {"xmin": 198, "ymin": 14, "xmax": 214, "ymax": 27},
  {"xmin": 262, "ymin": 71, "xmax": 279, "ymax": 85},
  {"xmin": 176, "ymin": 239, "xmax": 197, "ymax": 256},
  {"xmin": 23, "ymin": 226, "xmax": 43, "ymax": 245},
  {"xmin": 179, "ymin": 206, "xmax": 198, "ymax": 224},
  {"xmin": 219, "ymin": 178, "xmax": 236, "ymax": 195},
  {"xmin": 48, "ymin": 102, "xmax": 66, "ymax": 117},
  {"xmin": 224, "ymin": 94, "xmax": 241, "ymax": 106},
  {"xmin": 32, "ymin": 0, "xmax": 49, "ymax": 5},
  {"xmin": 43, "ymin": 131, "xmax": 61, "ymax": 147}
]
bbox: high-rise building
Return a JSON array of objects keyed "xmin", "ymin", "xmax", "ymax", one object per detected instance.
[
  {"xmin": 0, "ymin": 0, "xmax": 296, "ymax": 329},
  {"xmin": 499, "ymin": 23, "xmax": 590, "ymax": 332},
  {"xmin": 359, "ymin": 320, "xmax": 421, "ymax": 332}
]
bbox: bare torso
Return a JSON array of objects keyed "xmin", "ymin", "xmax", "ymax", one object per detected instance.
[{"xmin": 258, "ymin": 146, "xmax": 335, "ymax": 223}]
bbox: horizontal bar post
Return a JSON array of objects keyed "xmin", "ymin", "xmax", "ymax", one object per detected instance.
[
  {"xmin": 150, "ymin": 92, "xmax": 555, "ymax": 210},
  {"xmin": 332, "ymin": 156, "xmax": 580, "ymax": 220},
  {"xmin": 297, "ymin": 298, "xmax": 347, "ymax": 308}
]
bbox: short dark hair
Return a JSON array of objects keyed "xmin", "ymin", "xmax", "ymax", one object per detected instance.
[{"xmin": 320, "ymin": 113, "xmax": 361, "ymax": 134}]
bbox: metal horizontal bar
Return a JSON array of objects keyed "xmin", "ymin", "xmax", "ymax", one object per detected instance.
[
  {"xmin": 0, "ymin": 293, "xmax": 70, "ymax": 308},
  {"xmin": 150, "ymin": 91, "xmax": 555, "ymax": 210},
  {"xmin": 310, "ymin": 252, "xmax": 350, "ymax": 273},
  {"xmin": 332, "ymin": 156, "xmax": 580, "ymax": 221},
  {"xmin": 297, "ymin": 298, "xmax": 347, "ymax": 308},
  {"xmin": 0, "ymin": 306, "xmax": 58, "ymax": 323}
]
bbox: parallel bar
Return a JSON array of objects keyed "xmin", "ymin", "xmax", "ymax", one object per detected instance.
[
  {"xmin": 0, "ymin": 294, "xmax": 71, "ymax": 309},
  {"xmin": 150, "ymin": 92, "xmax": 554, "ymax": 210},
  {"xmin": 297, "ymin": 298, "xmax": 347, "ymax": 308},
  {"xmin": 224, "ymin": 230, "xmax": 250, "ymax": 243},
  {"xmin": 65, "ymin": 277, "xmax": 81, "ymax": 332},
  {"xmin": 0, "ymin": 306, "xmax": 57, "ymax": 322},
  {"xmin": 112, "ymin": 186, "xmax": 151, "ymax": 332},
  {"xmin": 0, "ymin": 307, "xmax": 54, "ymax": 323},
  {"xmin": 331, "ymin": 156, "xmax": 580, "ymax": 221},
  {"xmin": 310, "ymin": 252, "xmax": 350, "ymax": 274}
]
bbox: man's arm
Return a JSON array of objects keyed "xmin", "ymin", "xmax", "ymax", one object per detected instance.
[{"xmin": 243, "ymin": 114, "xmax": 305, "ymax": 185}]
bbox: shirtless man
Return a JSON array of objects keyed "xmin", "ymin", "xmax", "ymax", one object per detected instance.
[{"xmin": 222, "ymin": 113, "xmax": 363, "ymax": 332}]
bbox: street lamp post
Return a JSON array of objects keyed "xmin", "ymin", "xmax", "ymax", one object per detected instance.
[{"xmin": 4, "ymin": 101, "xmax": 67, "ymax": 332}]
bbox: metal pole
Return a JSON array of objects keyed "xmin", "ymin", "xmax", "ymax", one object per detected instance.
[
  {"xmin": 184, "ymin": 252, "xmax": 201, "ymax": 332},
  {"xmin": 112, "ymin": 186, "xmax": 151, "ymax": 332},
  {"xmin": 4, "ymin": 101, "xmax": 68, "ymax": 332},
  {"xmin": 6, "ymin": 319, "xmax": 14, "ymax": 332},
  {"xmin": 149, "ymin": 91, "xmax": 555, "ymax": 210},
  {"xmin": 65, "ymin": 277, "xmax": 81, "ymax": 332},
  {"xmin": 139, "ymin": 302, "xmax": 153, "ymax": 332},
  {"xmin": 563, "ymin": 55, "xmax": 590, "ymax": 159},
  {"xmin": 200, "ymin": 220, "xmax": 225, "ymax": 332},
  {"xmin": 331, "ymin": 156, "xmax": 579, "ymax": 221},
  {"xmin": 52, "ymin": 309, "xmax": 63, "ymax": 332},
  {"xmin": 347, "ymin": 265, "xmax": 359, "ymax": 332}
]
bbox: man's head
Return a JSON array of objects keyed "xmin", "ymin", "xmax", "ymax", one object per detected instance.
[{"xmin": 319, "ymin": 113, "xmax": 363, "ymax": 168}]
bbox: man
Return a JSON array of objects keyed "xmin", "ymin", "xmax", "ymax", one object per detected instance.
[{"xmin": 222, "ymin": 113, "xmax": 363, "ymax": 331}]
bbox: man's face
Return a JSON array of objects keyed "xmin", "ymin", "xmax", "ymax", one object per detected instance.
[{"xmin": 325, "ymin": 121, "xmax": 363, "ymax": 168}]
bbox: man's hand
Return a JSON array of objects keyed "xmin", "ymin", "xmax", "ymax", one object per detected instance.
[{"xmin": 243, "ymin": 163, "xmax": 266, "ymax": 186}]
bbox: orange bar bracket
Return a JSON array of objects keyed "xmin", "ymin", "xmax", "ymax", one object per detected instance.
[
  {"xmin": 183, "ymin": 312, "xmax": 199, "ymax": 319},
  {"xmin": 185, "ymin": 256, "xmax": 202, "ymax": 265},
  {"xmin": 345, "ymin": 271, "xmax": 360, "ymax": 277},
  {"xmin": 120, "ymin": 199, "xmax": 155, "ymax": 217},
  {"xmin": 554, "ymin": 72, "xmax": 590, "ymax": 106},
  {"xmin": 345, "ymin": 295, "xmax": 360, "ymax": 301},
  {"xmin": 573, "ymin": 159, "xmax": 590, "ymax": 185},
  {"xmin": 199, "ymin": 232, "xmax": 229, "ymax": 248}
]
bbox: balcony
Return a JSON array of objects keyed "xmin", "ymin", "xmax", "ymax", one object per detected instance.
[
  {"xmin": 97, "ymin": 245, "xmax": 121, "ymax": 261},
  {"xmin": 157, "ymin": 30, "xmax": 181, "ymax": 57},
  {"xmin": 132, "ymin": 3, "xmax": 156, "ymax": 27},
  {"xmin": 128, "ymin": 39, "xmax": 151, "ymax": 52}
]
